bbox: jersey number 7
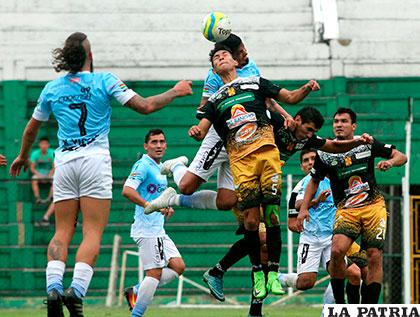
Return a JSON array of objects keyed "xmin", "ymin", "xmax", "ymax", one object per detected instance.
[{"xmin": 69, "ymin": 102, "xmax": 88, "ymax": 136}]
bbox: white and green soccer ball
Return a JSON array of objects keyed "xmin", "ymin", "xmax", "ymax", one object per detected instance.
[{"xmin": 201, "ymin": 12, "xmax": 232, "ymax": 42}]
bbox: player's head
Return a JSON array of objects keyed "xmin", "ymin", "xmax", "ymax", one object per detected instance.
[
  {"xmin": 218, "ymin": 33, "xmax": 248, "ymax": 67},
  {"xmin": 52, "ymin": 32, "xmax": 93, "ymax": 73},
  {"xmin": 333, "ymin": 107, "xmax": 357, "ymax": 140},
  {"xmin": 300, "ymin": 149, "xmax": 317, "ymax": 175},
  {"xmin": 38, "ymin": 137, "xmax": 50, "ymax": 153},
  {"xmin": 293, "ymin": 106, "xmax": 325, "ymax": 140},
  {"xmin": 209, "ymin": 45, "xmax": 238, "ymax": 75},
  {"xmin": 144, "ymin": 129, "xmax": 167, "ymax": 163}
]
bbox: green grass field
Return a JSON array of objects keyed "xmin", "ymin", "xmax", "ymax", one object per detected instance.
[{"xmin": 0, "ymin": 305, "xmax": 322, "ymax": 317}]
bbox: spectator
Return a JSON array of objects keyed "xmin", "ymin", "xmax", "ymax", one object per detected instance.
[{"xmin": 30, "ymin": 137, "xmax": 54, "ymax": 204}]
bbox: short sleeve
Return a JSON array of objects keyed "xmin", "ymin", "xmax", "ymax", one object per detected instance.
[
  {"xmin": 310, "ymin": 153, "xmax": 328, "ymax": 180},
  {"xmin": 306, "ymin": 135, "xmax": 327, "ymax": 149},
  {"xmin": 296, "ymin": 176, "xmax": 310, "ymax": 201},
  {"xmin": 259, "ymin": 77, "xmax": 282, "ymax": 99},
  {"xmin": 29, "ymin": 150, "xmax": 38, "ymax": 163},
  {"xmin": 32, "ymin": 85, "xmax": 52, "ymax": 122},
  {"xmin": 103, "ymin": 72, "xmax": 136, "ymax": 105},
  {"xmin": 124, "ymin": 161, "xmax": 147, "ymax": 190},
  {"xmin": 371, "ymin": 138, "xmax": 395, "ymax": 159},
  {"xmin": 196, "ymin": 100, "xmax": 216, "ymax": 123},
  {"xmin": 202, "ymin": 69, "xmax": 223, "ymax": 98}
]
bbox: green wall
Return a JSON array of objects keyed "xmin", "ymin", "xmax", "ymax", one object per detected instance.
[{"xmin": 0, "ymin": 77, "xmax": 418, "ymax": 299}]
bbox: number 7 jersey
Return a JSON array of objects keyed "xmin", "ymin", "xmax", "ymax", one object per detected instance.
[{"xmin": 33, "ymin": 72, "xmax": 136, "ymax": 165}]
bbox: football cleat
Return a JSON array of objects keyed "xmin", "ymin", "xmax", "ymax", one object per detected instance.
[
  {"xmin": 46, "ymin": 289, "xmax": 64, "ymax": 317},
  {"xmin": 144, "ymin": 187, "xmax": 177, "ymax": 215},
  {"xmin": 252, "ymin": 271, "xmax": 267, "ymax": 299},
  {"xmin": 124, "ymin": 287, "xmax": 137, "ymax": 311},
  {"xmin": 267, "ymin": 271, "xmax": 285, "ymax": 295},
  {"xmin": 160, "ymin": 156, "xmax": 188, "ymax": 176},
  {"xmin": 63, "ymin": 287, "xmax": 84, "ymax": 317},
  {"xmin": 203, "ymin": 269, "xmax": 225, "ymax": 302}
]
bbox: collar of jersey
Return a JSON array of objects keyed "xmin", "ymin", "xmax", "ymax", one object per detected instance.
[{"xmin": 144, "ymin": 154, "xmax": 161, "ymax": 167}]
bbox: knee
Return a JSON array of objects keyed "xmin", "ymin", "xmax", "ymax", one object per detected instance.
[
  {"xmin": 331, "ymin": 246, "xmax": 346, "ymax": 260},
  {"xmin": 297, "ymin": 275, "xmax": 316, "ymax": 290},
  {"xmin": 367, "ymin": 249, "xmax": 382, "ymax": 266},
  {"xmin": 216, "ymin": 191, "xmax": 237, "ymax": 210},
  {"xmin": 176, "ymin": 262, "xmax": 186, "ymax": 276},
  {"xmin": 178, "ymin": 180, "xmax": 195, "ymax": 195},
  {"xmin": 244, "ymin": 219, "xmax": 259, "ymax": 231}
]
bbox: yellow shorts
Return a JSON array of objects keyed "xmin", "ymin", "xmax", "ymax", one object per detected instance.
[
  {"xmin": 346, "ymin": 241, "xmax": 368, "ymax": 268},
  {"xmin": 230, "ymin": 145, "xmax": 282, "ymax": 211},
  {"xmin": 334, "ymin": 198, "xmax": 387, "ymax": 250}
]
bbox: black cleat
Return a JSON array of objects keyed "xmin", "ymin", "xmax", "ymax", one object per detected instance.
[
  {"xmin": 46, "ymin": 289, "xmax": 64, "ymax": 317},
  {"xmin": 124, "ymin": 287, "xmax": 137, "ymax": 311},
  {"xmin": 63, "ymin": 287, "xmax": 84, "ymax": 317}
]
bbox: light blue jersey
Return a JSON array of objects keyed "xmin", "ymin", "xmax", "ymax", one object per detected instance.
[
  {"xmin": 296, "ymin": 174, "xmax": 336, "ymax": 241},
  {"xmin": 202, "ymin": 58, "xmax": 260, "ymax": 98},
  {"xmin": 124, "ymin": 154, "xmax": 168, "ymax": 238},
  {"xmin": 32, "ymin": 71, "xmax": 136, "ymax": 165}
]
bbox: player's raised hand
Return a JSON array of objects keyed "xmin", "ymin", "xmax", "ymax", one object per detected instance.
[
  {"xmin": 304, "ymin": 80, "xmax": 320, "ymax": 92},
  {"xmin": 173, "ymin": 80, "xmax": 193, "ymax": 97},
  {"xmin": 358, "ymin": 133, "xmax": 374, "ymax": 145},
  {"xmin": 376, "ymin": 160, "xmax": 393, "ymax": 171},
  {"xmin": 296, "ymin": 208, "xmax": 309, "ymax": 232},
  {"xmin": 188, "ymin": 125, "xmax": 202, "ymax": 140},
  {"xmin": 316, "ymin": 189, "xmax": 331, "ymax": 204},
  {"xmin": 0, "ymin": 154, "xmax": 6, "ymax": 166},
  {"xmin": 9, "ymin": 156, "xmax": 29, "ymax": 177}
]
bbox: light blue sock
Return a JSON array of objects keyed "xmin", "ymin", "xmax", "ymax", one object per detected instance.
[
  {"xmin": 70, "ymin": 262, "xmax": 94, "ymax": 298},
  {"xmin": 131, "ymin": 276, "xmax": 159, "ymax": 317}
]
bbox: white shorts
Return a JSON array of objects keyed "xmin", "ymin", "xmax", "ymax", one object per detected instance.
[
  {"xmin": 134, "ymin": 235, "xmax": 181, "ymax": 271},
  {"xmin": 297, "ymin": 235, "xmax": 332, "ymax": 275},
  {"xmin": 53, "ymin": 154, "xmax": 113, "ymax": 202},
  {"xmin": 188, "ymin": 126, "xmax": 234, "ymax": 190}
]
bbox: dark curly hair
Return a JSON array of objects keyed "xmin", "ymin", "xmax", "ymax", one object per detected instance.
[{"xmin": 52, "ymin": 32, "xmax": 88, "ymax": 73}]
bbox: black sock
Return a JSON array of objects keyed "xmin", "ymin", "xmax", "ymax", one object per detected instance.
[
  {"xmin": 362, "ymin": 282, "xmax": 382, "ymax": 304},
  {"xmin": 361, "ymin": 282, "xmax": 368, "ymax": 304},
  {"xmin": 219, "ymin": 238, "xmax": 248, "ymax": 271},
  {"xmin": 244, "ymin": 229, "xmax": 261, "ymax": 269},
  {"xmin": 266, "ymin": 225, "xmax": 281, "ymax": 271},
  {"xmin": 346, "ymin": 281, "xmax": 360, "ymax": 304},
  {"xmin": 330, "ymin": 278, "xmax": 346, "ymax": 304}
]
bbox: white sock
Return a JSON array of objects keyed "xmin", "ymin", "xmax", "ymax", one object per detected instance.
[
  {"xmin": 70, "ymin": 262, "xmax": 94, "ymax": 298},
  {"xmin": 46, "ymin": 260, "xmax": 66, "ymax": 294},
  {"xmin": 168, "ymin": 194, "xmax": 181, "ymax": 207},
  {"xmin": 178, "ymin": 190, "xmax": 218, "ymax": 210},
  {"xmin": 158, "ymin": 268, "xmax": 179, "ymax": 287},
  {"xmin": 131, "ymin": 276, "xmax": 159, "ymax": 317},
  {"xmin": 282, "ymin": 273, "xmax": 298, "ymax": 289},
  {"xmin": 324, "ymin": 282, "xmax": 335, "ymax": 304},
  {"xmin": 172, "ymin": 164, "xmax": 187, "ymax": 187}
]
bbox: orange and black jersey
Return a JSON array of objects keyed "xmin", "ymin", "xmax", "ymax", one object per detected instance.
[
  {"xmin": 270, "ymin": 112, "xmax": 327, "ymax": 162},
  {"xmin": 196, "ymin": 76, "xmax": 282, "ymax": 162},
  {"xmin": 311, "ymin": 138, "xmax": 395, "ymax": 209}
]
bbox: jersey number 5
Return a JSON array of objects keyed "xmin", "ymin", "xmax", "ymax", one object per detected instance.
[{"xmin": 69, "ymin": 102, "xmax": 88, "ymax": 136}]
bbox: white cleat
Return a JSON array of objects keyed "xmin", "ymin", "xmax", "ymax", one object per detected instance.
[
  {"xmin": 160, "ymin": 156, "xmax": 188, "ymax": 176},
  {"xmin": 144, "ymin": 187, "xmax": 177, "ymax": 215}
]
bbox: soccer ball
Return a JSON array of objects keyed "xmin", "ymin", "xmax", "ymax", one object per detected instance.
[{"xmin": 201, "ymin": 12, "xmax": 232, "ymax": 42}]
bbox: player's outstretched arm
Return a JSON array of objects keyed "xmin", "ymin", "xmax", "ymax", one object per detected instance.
[
  {"xmin": 297, "ymin": 177, "xmax": 321, "ymax": 232},
  {"xmin": 277, "ymin": 80, "xmax": 320, "ymax": 105},
  {"xmin": 376, "ymin": 149, "xmax": 407, "ymax": 171},
  {"xmin": 321, "ymin": 133, "xmax": 373, "ymax": 153},
  {"xmin": 125, "ymin": 80, "xmax": 192, "ymax": 114},
  {"xmin": 188, "ymin": 118, "xmax": 212, "ymax": 141},
  {"xmin": 122, "ymin": 185, "xmax": 148, "ymax": 207},
  {"xmin": 10, "ymin": 118, "xmax": 42, "ymax": 177}
]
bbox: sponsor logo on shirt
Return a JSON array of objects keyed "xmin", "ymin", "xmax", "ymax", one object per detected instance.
[
  {"xmin": 235, "ymin": 123, "xmax": 258, "ymax": 142},
  {"xmin": 344, "ymin": 156, "xmax": 353, "ymax": 166},
  {"xmin": 69, "ymin": 77, "xmax": 81, "ymax": 83},
  {"xmin": 355, "ymin": 150, "xmax": 371, "ymax": 159},
  {"xmin": 344, "ymin": 176, "xmax": 370, "ymax": 207},
  {"xmin": 147, "ymin": 184, "xmax": 167, "ymax": 194},
  {"xmin": 226, "ymin": 104, "xmax": 257, "ymax": 129},
  {"xmin": 227, "ymin": 87, "xmax": 236, "ymax": 96}
]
